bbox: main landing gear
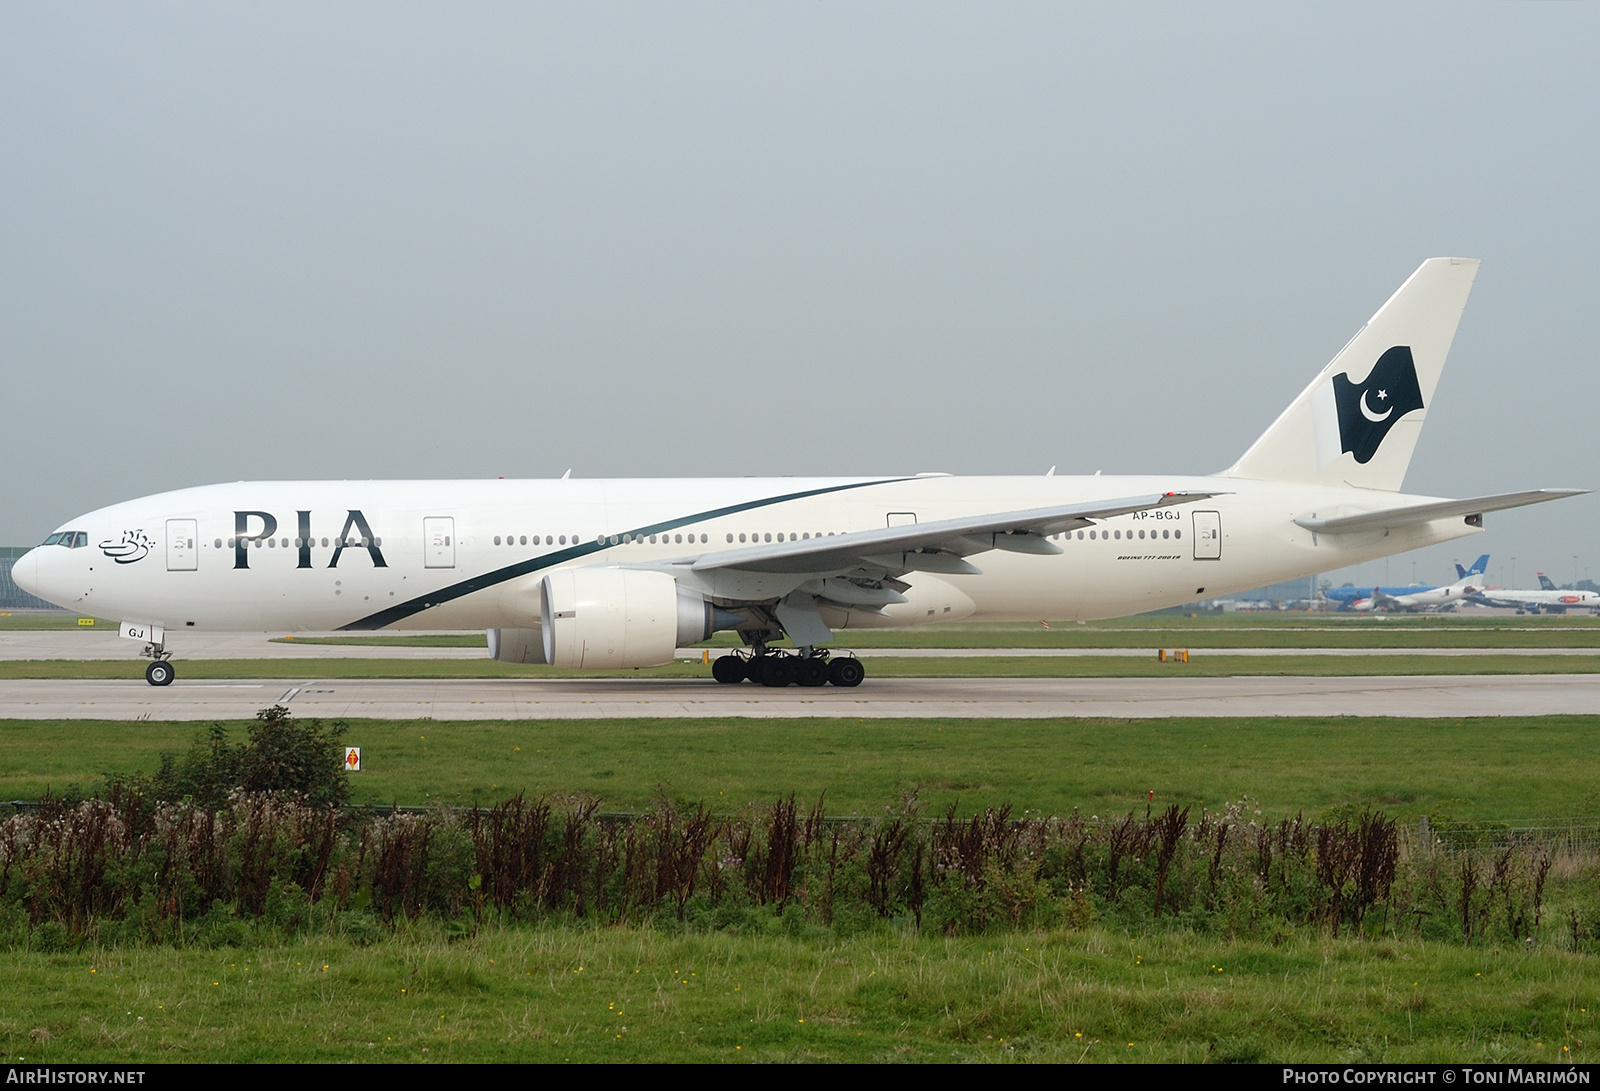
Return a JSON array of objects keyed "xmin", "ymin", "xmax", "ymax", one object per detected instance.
[
  {"xmin": 711, "ymin": 650, "xmax": 864, "ymax": 688},
  {"xmin": 142, "ymin": 642, "xmax": 175, "ymax": 686}
]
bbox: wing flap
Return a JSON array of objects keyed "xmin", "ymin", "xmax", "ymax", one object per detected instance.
[{"xmin": 690, "ymin": 490, "xmax": 1218, "ymax": 575}]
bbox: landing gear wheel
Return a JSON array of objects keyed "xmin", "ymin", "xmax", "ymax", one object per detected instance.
[
  {"xmin": 712, "ymin": 655, "xmax": 747, "ymax": 684},
  {"xmin": 763, "ymin": 656, "xmax": 800, "ymax": 688},
  {"xmin": 828, "ymin": 657, "xmax": 864, "ymax": 688},
  {"xmin": 798, "ymin": 657, "xmax": 830, "ymax": 687},
  {"xmin": 145, "ymin": 660, "xmax": 175, "ymax": 687}
]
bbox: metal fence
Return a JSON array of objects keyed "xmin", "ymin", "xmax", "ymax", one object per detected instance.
[{"xmin": 1415, "ymin": 816, "xmax": 1600, "ymax": 855}]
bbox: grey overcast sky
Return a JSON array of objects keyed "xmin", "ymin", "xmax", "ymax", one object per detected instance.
[{"xmin": 3, "ymin": 3, "xmax": 1597, "ymax": 590}]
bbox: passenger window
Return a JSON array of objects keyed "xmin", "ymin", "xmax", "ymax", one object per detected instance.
[
  {"xmin": 494, "ymin": 536, "xmax": 502, "ymax": 546},
  {"xmin": 1174, "ymin": 530, "xmax": 1181, "ymax": 539}
]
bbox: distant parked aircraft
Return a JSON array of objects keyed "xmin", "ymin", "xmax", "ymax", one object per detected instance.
[
  {"xmin": 1471, "ymin": 575, "xmax": 1600, "ymax": 614},
  {"xmin": 1354, "ymin": 569, "xmax": 1488, "ymax": 612},
  {"xmin": 1324, "ymin": 554, "xmax": 1488, "ymax": 610}
]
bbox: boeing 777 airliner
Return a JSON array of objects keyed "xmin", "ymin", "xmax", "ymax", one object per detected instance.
[{"xmin": 12, "ymin": 258, "xmax": 1584, "ymax": 687}]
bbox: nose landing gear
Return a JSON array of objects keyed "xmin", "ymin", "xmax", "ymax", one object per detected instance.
[{"xmin": 141, "ymin": 641, "xmax": 175, "ymax": 686}]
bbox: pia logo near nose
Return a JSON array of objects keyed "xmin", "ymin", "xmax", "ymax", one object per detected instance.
[{"xmin": 99, "ymin": 529, "xmax": 154, "ymax": 564}]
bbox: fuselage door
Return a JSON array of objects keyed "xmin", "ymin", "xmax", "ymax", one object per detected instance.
[
  {"xmin": 424, "ymin": 517, "xmax": 456, "ymax": 569},
  {"xmin": 1192, "ymin": 511, "xmax": 1222, "ymax": 560},
  {"xmin": 166, "ymin": 519, "xmax": 198, "ymax": 571}
]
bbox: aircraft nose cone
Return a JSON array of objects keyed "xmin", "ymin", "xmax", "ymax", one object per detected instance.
[{"xmin": 10, "ymin": 548, "xmax": 40, "ymax": 598}]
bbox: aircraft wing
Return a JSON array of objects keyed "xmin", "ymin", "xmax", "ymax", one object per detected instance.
[
  {"xmin": 1293, "ymin": 489, "xmax": 1586, "ymax": 535},
  {"xmin": 689, "ymin": 491, "xmax": 1218, "ymax": 576}
]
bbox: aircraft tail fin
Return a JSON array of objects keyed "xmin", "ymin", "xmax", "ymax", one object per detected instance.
[
  {"xmin": 1456, "ymin": 554, "xmax": 1490, "ymax": 580},
  {"xmin": 1222, "ymin": 258, "xmax": 1480, "ymax": 491},
  {"xmin": 1538, "ymin": 572, "xmax": 1557, "ymax": 591}
]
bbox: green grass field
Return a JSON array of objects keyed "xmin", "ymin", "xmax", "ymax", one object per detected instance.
[
  {"xmin": 1, "ymin": 924, "xmax": 1593, "ymax": 1063},
  {"xmin": 0, "ymin": 612, "xmax": 111, "ymax": 630},
  {"xmin": 268, "ymin": 613, "xmax": 1600, "ymax": 649},
  {"xmin": 2, "ymin": 653, "xmax": 1599, "ymax": 680},
  {"xmin": 10, "ymin": 609, "xmax": 1600, "ymax": 647},
  {"xmin": 6, "ymin": 714, "xmax": 1599, "ymax": 822},
  {"xmin": 8, "ymin": 609, "xmax": 1600, "ymax": 1064}
]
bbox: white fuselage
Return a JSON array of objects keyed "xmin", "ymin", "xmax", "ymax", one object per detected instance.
[{"xmin": 14, "ymin": 474, "xmax": 1481, "ymax": 634}]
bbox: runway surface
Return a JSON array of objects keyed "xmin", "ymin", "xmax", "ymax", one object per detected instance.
[
  {"xmin": 3, "ymin": 632, "xmax": 1599, "ymax": 660},
  {"xmin": 2, "ymin": 674, "xmax": 1596, "ymax": 720}
]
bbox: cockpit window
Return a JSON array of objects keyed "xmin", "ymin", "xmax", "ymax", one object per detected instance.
[
  {"xmin": 73, "ymin": 532, "xmax": 87, "ymax": 548},
  {"xmin": 44, "ymin": 531, "xmax": 87, "ymax": 548},
  {"xmin": 42, "ymin": 533, "xmax": 64, "ymax": 546}
]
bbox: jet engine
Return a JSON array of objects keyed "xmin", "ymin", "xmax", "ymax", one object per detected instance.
[{"xmin": 541, "ymin": 567, "xmax": 741, "ymax": 669}]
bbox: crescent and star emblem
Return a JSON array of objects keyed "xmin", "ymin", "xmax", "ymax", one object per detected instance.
[{"xmin": 1360, "ymin": 388, "xmax": 1392, "ymax": 423}]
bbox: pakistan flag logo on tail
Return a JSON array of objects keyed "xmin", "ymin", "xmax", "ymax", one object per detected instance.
[{"xmin": 1332, "ymin": 346, "xmax": 1424, "ymax": 464}]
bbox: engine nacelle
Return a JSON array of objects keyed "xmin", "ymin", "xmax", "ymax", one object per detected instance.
[{"xmin": 541, "ymin": 568, "xmax": 728, "ymax": 669}]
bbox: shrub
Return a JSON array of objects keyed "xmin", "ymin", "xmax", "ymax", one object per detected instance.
[{"xmin": 108, "ymin": 706, "xmax": 350, "ymax": 809}]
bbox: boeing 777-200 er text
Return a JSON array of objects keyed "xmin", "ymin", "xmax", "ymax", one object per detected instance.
[{"xmin": 12, "ymin": 258, "xmax": 1586, "ymax": 687}]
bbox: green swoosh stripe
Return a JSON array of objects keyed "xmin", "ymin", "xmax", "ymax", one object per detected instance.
[{"xmin": 338, "ymin": 478, "xmax": 911, "ymax": 630}]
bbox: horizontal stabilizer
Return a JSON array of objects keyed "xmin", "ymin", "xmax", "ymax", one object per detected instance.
[
  {"xmin": 692, "ymin": 491, "xmax": 1219, "ymax": 576},
  {"xmin": 1293, "ymin": 489, "xmax": 1586, "ymax": 535}
]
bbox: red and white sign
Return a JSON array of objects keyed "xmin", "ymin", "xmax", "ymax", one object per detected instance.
[{"xmin": 344, "ymin": 747, "xmax": 361, "ymax": 771}]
